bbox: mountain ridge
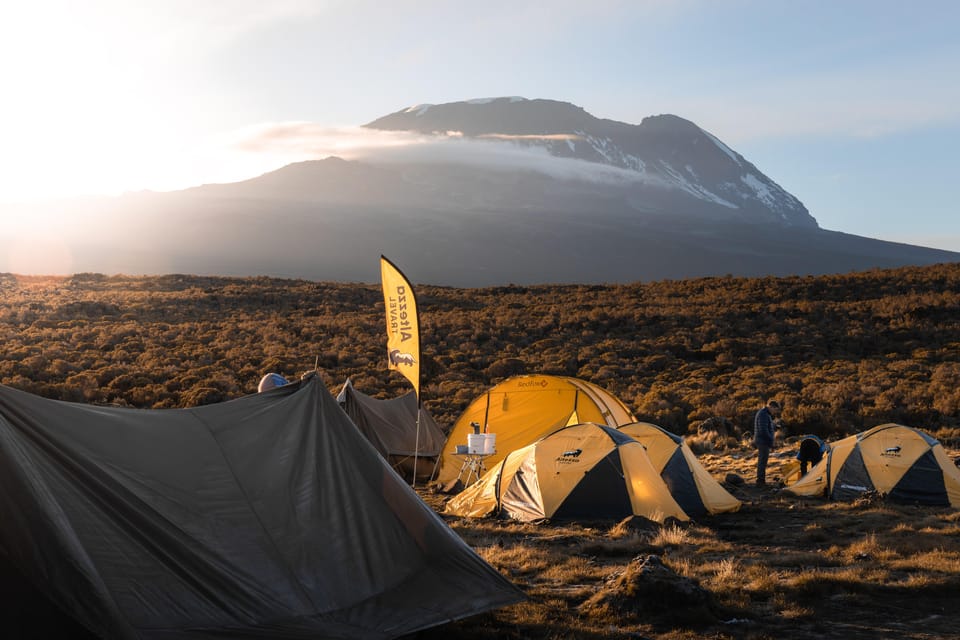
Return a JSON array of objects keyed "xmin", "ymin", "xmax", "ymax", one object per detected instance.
[{"xmin": 6, "ymin": 97, "xmax": 956, "ymax": 285}]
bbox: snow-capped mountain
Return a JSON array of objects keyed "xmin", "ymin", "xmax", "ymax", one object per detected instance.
[
  {"xmin": 11, "ymin": 97, "xmax": 957, "ymax": 285},
  {"xmin": 365, "ymin": 97, "xmax": 816, "ymax": 228}
]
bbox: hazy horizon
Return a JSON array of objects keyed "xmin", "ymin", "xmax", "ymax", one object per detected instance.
[{"xmin": 2, "ymin": 1, "xmax": 959, "ymax": 274}]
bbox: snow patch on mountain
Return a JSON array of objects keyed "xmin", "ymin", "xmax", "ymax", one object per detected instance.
[
  {"xmin": 741, "ymin": 173, "xmax": 776, "ymax": 208},
  {"xmin": 579, "ymin": 133, "xmax": 645, "ymax": 172},
  {"xmin": 659, "ymin": 162, "xmax": 738, "ymax": 209},
  {"xmin": 574, "ymin": 131, "xmax": 744, "ymax": 208},
  {"xmin": 740, "ymin": 173, "xmax": 806, "ymax": 220},
  {"xmin": 701, "ymin": 128, "xmax": 742, "ymax": 166},
  {"xmin": 585, "ymin": 134, "xmax": 615, "ymax": 163},
  {"xmin": 404, "ymin": 104, "xmax": 433, "ymax": 116},
  {"xmin": 466, "ymin": 96, "xmax": 528, "ymax": 105}
]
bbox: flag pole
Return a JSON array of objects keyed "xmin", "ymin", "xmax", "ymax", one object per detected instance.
[{"xmin": 380, "ymin": 255, "xmax": 423, "ymax": 489}]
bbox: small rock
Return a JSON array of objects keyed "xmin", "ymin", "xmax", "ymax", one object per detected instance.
[
  {"xmin": 579, "ymin": 554, "xmax": 716, "ymax": 626},
  {"xmin": 725, "ymin": 473, "xmax": 746, "ymax": 486}
]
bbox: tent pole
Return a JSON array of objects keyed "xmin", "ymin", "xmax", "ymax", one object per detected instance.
[
  {"xmin": 412, "ymin": 408, "xmax": 421, "ymax": 489},
  {"xmin": 428, "ymin": 443, "xmax": 442, "ymax": 484},
  {"xmin": 483, "ymin": 391, "xmax": 491, "ymax": 431}
]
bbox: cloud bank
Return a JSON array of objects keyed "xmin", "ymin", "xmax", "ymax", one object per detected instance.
[{"xmin": 231, "ymin": 123, "xmax": 652, "ymax": 185}]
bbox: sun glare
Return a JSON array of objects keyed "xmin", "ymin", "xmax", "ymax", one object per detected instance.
[
  {"xmin": 4, "ymin": 232, "xmax": 74, "ymax": 276},
  {"xmin": 0, "ymin": 2, "xmax": 237, "ymax": 202}
]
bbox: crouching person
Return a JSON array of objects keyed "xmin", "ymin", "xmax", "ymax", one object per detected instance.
[{"xmin": 797, "ymin": 434, "xmax": 827, "ymax": 475}]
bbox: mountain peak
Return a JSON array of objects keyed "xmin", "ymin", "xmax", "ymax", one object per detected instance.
[
  {"xmin": 365, "ymin": 97, "xmax": 595, "ymax": 136},
  {"xmin": 639, "ymin": 113, "xmax": 700, "ymax": 131},
  {"xmin": 399, "ymin": 96, "xmax": 529, "ymax": 116},
  {"xmin": 364, "ymin": 97, "xmax": 815, "ymax": 228}
]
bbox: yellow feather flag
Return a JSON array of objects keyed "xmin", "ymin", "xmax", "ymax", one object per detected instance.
[{"xmin": 380, "ymin": 255, "xmax": 420, "ymax": 401}]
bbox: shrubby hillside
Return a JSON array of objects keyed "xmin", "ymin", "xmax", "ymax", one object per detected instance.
[{"xmin": 2, "ymin": 263, "xmax": 959, "ymax": 446}]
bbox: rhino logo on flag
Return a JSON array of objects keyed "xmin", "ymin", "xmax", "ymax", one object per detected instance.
[{"xmin": 389, "ymin": 349, "xmax": 417, "ymax": 366}]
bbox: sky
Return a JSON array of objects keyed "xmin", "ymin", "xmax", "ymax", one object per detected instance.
[{"xmin": 1, "ymin": 0, "xmax": 958, "ymax": 256}]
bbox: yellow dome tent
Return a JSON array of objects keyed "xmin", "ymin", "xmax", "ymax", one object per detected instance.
[
  {"xmin": 617, "ymin": 422, "xmax": 741, "ymax": 516},
  {"xmin": 438, "ymin": 375, "xmax": 635, "ymax": 486},
  {"xmin": 444, "ymin": 422, "xmax": 689, "ymax": 523},
  {"xmin": 785, "ymin": 423, "xmax": 960, "ymax": 507}
]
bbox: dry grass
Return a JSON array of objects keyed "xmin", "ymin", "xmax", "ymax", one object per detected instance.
[
  {"xmin": 649, "ymin": 524, "xmax": 690, "ymax": 548},
  {"xmin": 683, "ymin": 432, "xmax": 740, "ymax": 454},
  {"xmin": 826, "ymin": 533, "xmax": 900, "ymax": 564},
  {"xmin": 891, "ymin": 548, "xmax": 960, "ymax": 573},
  {"xmin": 422, "ymin": 443, "xmax": 960, "ymax": 640},
  {"xmin": 933, "ymin": 426, "xmax": 960, "ymax": 448}
]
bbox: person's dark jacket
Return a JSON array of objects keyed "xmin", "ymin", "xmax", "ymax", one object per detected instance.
[
  {"xmin": 796, "ymin": 435, "xmax": 826, "ymax": 462},
  {"xmin": 753, "ymin": 407, "xmax": 776, "ymax": 447}
]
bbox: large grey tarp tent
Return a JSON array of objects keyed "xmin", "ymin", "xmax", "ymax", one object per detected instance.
[
  {"xmin": 0, "ymin": 375, "xmax": 523, "ymax": 639},
  {"xmin": 337, "ymin": 379, "xmax": 447, "ymax": 480}
]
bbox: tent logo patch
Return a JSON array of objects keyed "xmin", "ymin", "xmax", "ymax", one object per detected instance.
[
  {"xmin": 840, "ymin": 483, "xmax": 869, "ymax": 492},
  {"xmin": 882, "ymin": 446, "xmax": 902, "ymax": 457},
  {"xmin": 388, "ymin": 349, "xmax": 416, "ymax": 367},
  {"xmin": 556, "ymin": 449, "xmax": 583, "ymax": 464},
  {"xmin": 518, "ymin": 379, "xmax": 550, "ymax": 389}
]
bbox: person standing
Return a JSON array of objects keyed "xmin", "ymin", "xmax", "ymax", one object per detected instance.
[{"xmin": 753, "ymin": 399, "xmax": 782, "ymax": 486}]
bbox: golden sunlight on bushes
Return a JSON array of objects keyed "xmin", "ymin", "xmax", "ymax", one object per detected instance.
[
  {"xmin": 3, "ymin": 267, "xmax": 960, "ymax": 639},
  {"xmin": 2, "ymin": 264, "xmax": 960, "ymax": 440}
]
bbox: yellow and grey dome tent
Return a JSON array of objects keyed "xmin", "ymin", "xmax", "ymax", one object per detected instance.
[
  {"xmin": 785, "ymin": 423, "xmax": 960, "ymax": 507},
  {"xmin": 438, "ymin": 375, "xmax": 635, "ymax": 485},
  {"xmin": 444, "ymin": 422, "xmax": 689, "ymax": 523},
  {"xmin": 617, "ymin": 422, "xmax": 741, "ymax": 516}
]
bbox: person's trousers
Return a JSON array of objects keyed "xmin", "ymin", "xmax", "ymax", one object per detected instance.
[{"xmin": 756, "ymin": 444, "xmax": 771, "ymax": 485}]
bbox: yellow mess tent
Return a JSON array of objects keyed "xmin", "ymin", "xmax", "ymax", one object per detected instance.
[
  {"xmin": 444, "ymin": 423, "xmax": 689, "ymax": 523},
  {"xmin": 617, "ymin": 422, "xmax": 741, "ymax": 516},
  {"xmin": 438, "ymin": 375, "xmax": 635, "ymax": 485},
  {"xmin": 785, "ymin": 423, "xmax": 960, "ymax": 507}
]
